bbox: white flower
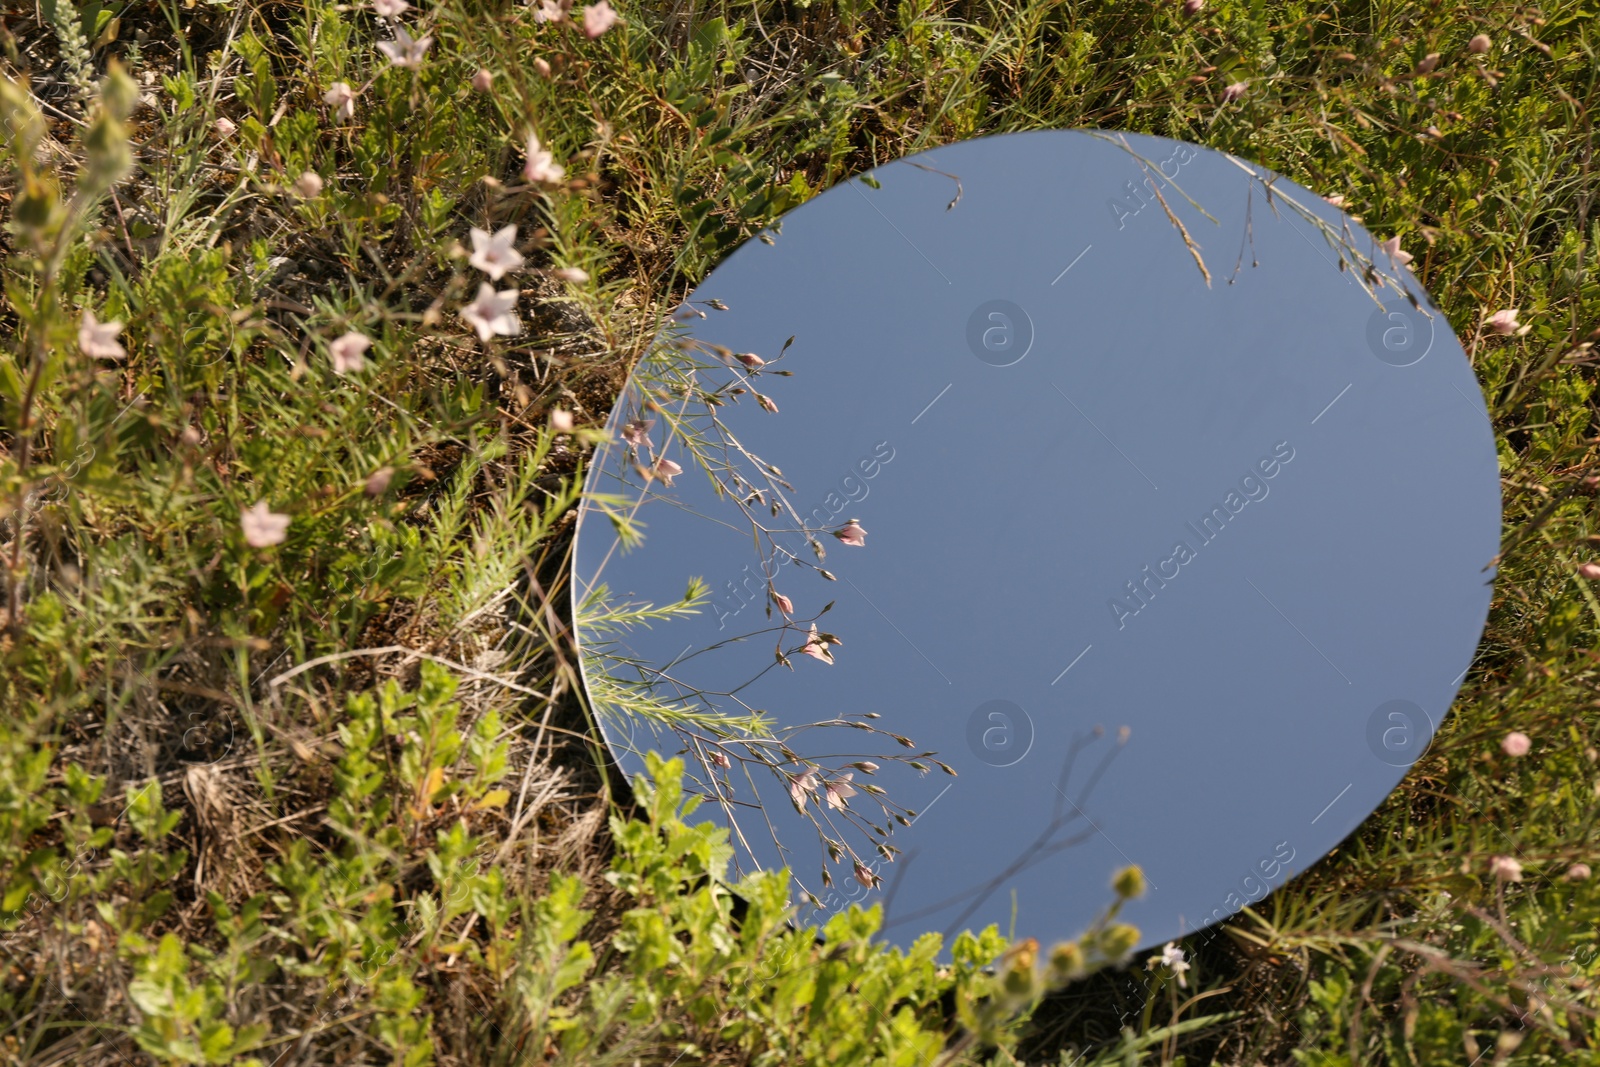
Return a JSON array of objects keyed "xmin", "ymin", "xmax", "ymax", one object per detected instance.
[
  {"xmin": 1489, "ymin": 855, "xmax": 1523, "ymax": 882},
  {"xmin": 378, "ymin": 26, "xmax": 432, "ymax": 69},
  {"xmin": 214, "ymin": 117, "xmax": 237, "ymax": 138},
  {"xmin": 294, "ymin": 171, "xmax": 325, "ymax": 197},
  {"xmin": 78, "ymin": 310, "xmax": 127, "ymax": 360},
  {"xmin": 582, "ymin": 0, "xmax": 619, "ymax": 37},
  {"xmin": 240, "ymin": 501, "xmax": 290, "ymax": 548},
  {"xmin": 371, "ymin": 0, "xmax": 409, "ymax": 15},
  {"xmin": 329, "ymin": 331, "xmax": 371, "ymax": 374},
  {"xmin": 552, "ymin": 266, "xmax": 589, "ymax": 283},
  {"xmin": 1146, "ymin": 942, "xmax": 1189, "ymax": 988},
  {"xmin": 1486, "ymin": 308, "xmax": 1521, "ymax": 335},
  {"xmin": 533, "ymin": 0, "xmax": 564, "ymax": 22},
  {"xmin": 523, "ymin": 132, "xmax": 566, "ymax": 184},
  {"xmin": 460, "ymin": 282, "xmax": 521, "ymax": 342},
  {"xmin": 469, "ymin": 225, "xmax": 524, "ymax": 280},
  {"xmin": 1380, "ymin": 234, "xmax": 1414, "ymax": 267},
  {"xmin": 323, "ymin": 82, "xmax": 356, "ymax": 121},
  {"xmin": 824, "ymin": 773, "xmax": 856, "ymax": 811},
  {"xmin": 788, "ymin": 771, "xmax": 817, "ymax": 813}
]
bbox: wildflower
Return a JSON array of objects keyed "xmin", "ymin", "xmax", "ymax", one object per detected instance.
[
  {"xmin": 469, "ymin": 225, "xmax": 524, "ymax": 280},
  {"xmin": 214, "ymin": 117, "xmax": 237, "ymax": 137},
  {"xmin": 735, "ymin": 352, "xmax": 766, "ymax": 370},
  {"xmin": 324, "ymin": 82, "xmax": 356, "ymax": 121},
  {"xmin": 1501, "ymin": 731, "xmax": 1531, "ymax": 757},
  {"xmin": 757, "ymin": 393, "xmax": 779, "ymax": 413},
  {"xmin": 853, "ymin": 861, "xmax": 879, "ymax": 889},
  {"xmin": 1380, "ymin": 234, "xmax": 1414, "ymax": 267},
  {"xmin": 833, "ymin": 519, "xmax": 867, "ymax": 547},
  {"xmin": 470, "ymin": 68, "xmax": 494, "ymax": 92},
  {"xmin": 329, "ymin": 331, "xmax": 371, "ymax": 374},
  {"xmin": 708, "ymin": 748, "xmax": 731, "ymax": 769},
  {"xmin": 533, "ymin": 0, "xmax": 564, "ymax": 22},
  {"xmin": 1146, "ymin": 943, "xmax": 1189, "ymax": 988},
  {"xmin": 1489, "ymin": 855, "xmax": 1523, "ymax": 882},
  {"xmin": 552, "ymin": 266, "xmax": 589, "ymax": 283},
  {"xmin": 365, "ymin": 467, "xmax": 394, "ymax": 496},
  {"xmin": 294, "ymin": 171, "xmax": 324, "ymax": 197},
  {"xmin": 849, "ymin": 761, "xmax": 879, "ymax": 774},
  {"xmin": 1220, "ymin": 81, "xmax": 1247, "ymax": 104},
  {"xmin": 1182, "ymin": 0, "xmax": 1203, "ymax": 13},
  {"xmin": 772, "ymin": 590, "xmax": 793, "ymax": 615},
  {"xmin": 378, "ymin": 26, "xmax": 432, "ymax": 69},
  {"xmin": 581, "ymin": 0, "xmax": 618, "ymax": 37},
  {"xmin": 1414, "ymin": 52, "xmax": 1441, "ymax": 75},
  {"xmin": 1486, "ymin": 308, "xmax": 1520, "ymax": 335},
  {"xmin": 824, "ymin": 774, "xmax": 857, "ymax": 811},
  {"xmin": 1567, "ymin": 863, "xmax": 1592, "ymax": 882},
  {"xmin": 1324, "ymin": 193, "xmax": 1346, "ymax": 207},
  {"xmin": 1580, "ymin": 562, "xmax": 1600, "ymax": 580},
  {"xmin": 78, "ymin": 311, "xmax": 127, "ymax": 360},
  {"xmin": 241, "ymin": 501, "xmax": 290, "ymax": 548},
  {"xmin": 788, "ymin": 770, "xmax": 817, "ymax": 812},
  {"xmin": 371, "ymin": 0, "xmax": 409, "ymax": 15},
  {"xmin": 550, "ymin": 407, "xmax": 574, "ymax": 432},
  {"xmin": 801, "ymin": 624, "xmax": 836, "ymax": 664},
  {"xmin": 651, "ymin": 457, "xmax": 683, "ymax": 485},
  {"xmin": 523, "ymin": 132, "xmax": 566, "ymax": 183},
  {"xmin": 621, "ymin": 418, "xmax": 654, "ymax": 449},
  {"xmin": 533, "ymin": 57, "xmax": 553, "ymax": 78},
  {"xmin": 1469, "ymin": 34, "xmax": 1492, "ymax": 54},
  {"xmin": 460, "ymin": 282, "xmax": 521, "ymax": 342}
]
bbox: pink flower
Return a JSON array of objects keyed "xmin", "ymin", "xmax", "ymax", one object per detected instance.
[
  {"xmin": 324, "ymin": 82, "xmax": 356, "ymax": 121},
  {"xmin": 1489, "ymin": 855, "xmax": 1523, "ymax": 882},
  {"xmin": 1414, "ymin": 53, "xmax": 1441, "ymax": 75},
  {"xmin": 621, "ymin": 418, "xmax": 654, "ymax": 449},
  {"xmin": 294, "ymin": 171, "xmax": 325, "ymax": 197},
  {"xmin": 772, "ymin": 590, "xmax": 793, "ymax": 615},
  {"xmin": 365, "ymin": 467, "xmax": 394, "ymax": 496},
  {"xmin": 1182, "ymin": 0, "xmax": 1203, "ymax": 14},
  {"xmin": 240, "ymin": 501, "xmax": 290, "ymax": 548},
  {"xmin": 523, "ymin": 132, "xmax": 566, "ymax": 184},
  {"xmin": 371, "ymin": 0, "xmax": 409, "ymax": 15},
  {"xmin": 460, "ymin": 283, "xmax": 521, "ymax": 342},
  {"xmin": 214, "ymin": 117, "xmax": 237, "ymax": 138},
  {"xmin": 1380, "ymin": 235, "xmax": 1414, "ymax": 267},
  {"xmin": 1580, "ymin": 562, "xmax": 1600, "ymax": 580},
  {"xmin": 469, "ymin": 225, "xmax": 523, "ymax": 280},
  {"xmin": 581, "ymin": 0, "xmax": 618, "ymax": 37},
  {"xmin": 788, "ymin": 771, "xmax": 817, "ymax": 812},
  {"xmin": 534, "ymin": 57, "xmax": 553, "ymax": 78},
  {"xmin": 824, "ymin": 773, "xmax": 857, "ymax": 811},
  {"xmin": 78, "ymin": 310, "xmax": 126, "ymax": 360},
  {"xmin": 552, "ymin": 267, "xmax": 589, "ymax": 283},
  {"xmin": 1220, "ymin": 81, "xmax": 1247, "ymax": 104},
  {"xmin": 1567, "ymin": 863, "xmax": 1592, "ymax": 882},
  {"xmin": 735, "ymin": 352, "xmax": 765, "ymax": 370},
  {"xmin": 853, "ymin": 861, "xmax": 879, "ymax": 889},
  {"xmin": 532, "ymin": 0, "xmax": 564, "ymax": 22},
  {"xmin": 329, "ymin": 331, "xmax": 371, "ymax": 374},
  {"xmin": 1486, "ymin": 308, "xmax": 1520, "ymax": 335},
  {"xmin": 832, "ymin": 519, "xmax": 867, "ymax": 547},
  {"xmin": 1469, "ymin": 34, "xmax": 1492, "ymax": 54},
  {"xmin": 801, "ymin": 625, "xmax": 836, "ymax": 664},
  {"xmin": 757, "ymin": 393, "xmax": 779, "ymax": 413},
  {"xmin": 1323, "ymin": 194, "xmax": 1346, "ymax": 207},
  {"xmin": 550, "ymin": 408, "xmax": 574, "ymax": 432},
  {"xmin": 1501, "ymin": 731, "xmax": 1531, "ymax": 757},
  {"xmin": 708, "ymin": 748, "xmax": 731, "ymax": 769},
  {"xmin": 850, "ymin": 761, "xmax": 880, "ymax": 775},
  {"xmin": 377, "ymin": 26, "xmax": 431, "ymax": 69},
  {"xmin": 470, "ymin": 68, "xmax": 494, "ymax": 92},
  {"xmin": 651, "ymin": 458, "xmax": 683, "ymax": 485}
]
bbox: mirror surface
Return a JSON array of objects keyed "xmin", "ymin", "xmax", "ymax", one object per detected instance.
[{"xmin": 572, "ymin": 129, "xmax": 1500, "ymax": 953}]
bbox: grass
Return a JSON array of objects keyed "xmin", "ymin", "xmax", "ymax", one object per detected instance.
[{"xmin": 2, "ymin": 0, "xmax": 1600, "ymax": 1063}]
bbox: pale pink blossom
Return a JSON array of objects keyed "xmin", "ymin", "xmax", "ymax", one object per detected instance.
[
  {"xmin": 1414, "ymin": 53, "xmax": 1441, "ymax": 75},
  {"xmin": 735, "ymin": 352, "xmax": 765, "ymax": 370},
  {"xmin": 1220, "ymin": 81, "xmax": 1247, "ymax": 104},
  {"xmin": 833, "ymin": 519, "xmax": 866, "ymax": 547},
  {"xmin": 581, "ymin": 0, "xmax": 618, "ymax": 37},
  {"xmin": 1182, "ymin": 0, "xmax": 1203, "ymax": 14},
  {"xmin": 533, "ymin": 57, "xmax": 553, "ymax": 78},
  {"xmin": 1469, "ymin": 34, "xmax": 1492, "ymax": 54},
  {"xmin": 772, "ymin": 590, "xmax": 793, "ymax": 615},
  {"xmin": 757, "ymin": 393, "xmax": 779, "ymax": 413},
  {"xmin": 294, "ymin": 171, "xmax": 324, "ymax": 197},
  {"xmin": 621, "ymin": 418, "xmax": 654, "ymax": 449},
  {"xmin": 824, "ymin": 773, "xmax": 857, "ymax": 811},
  {"xmin": 214, "ymin": 117, "xmax": 237, "ymax": 138},
  {"xmin": 1486, "ymin": 308, "xmax": 1520, "ymax": 335},
  {"xmin": 550, "ymin": 408, "xmax": 574, "ymax": 432},
  {"xmin": 324, "ymin": 82, "xmax": 356, "ymax": 121},
  {"xmin": 1501, "ymin": 731, "xmax": 1531, "ymax": 757},
  {"xmin": 365, "ymin": 467, "xmax": 394, "ymax": 496},
  {"xmin": 78, "ymin": 311, "xmax": 126, "ymax": 360},
  {"xmin": 1567, "ymin": 863, "xmax": 1592, "ymax": 882},
  {"xmin": 523, "ymin": 132, "xmax": 566, "ymax": 184},
  {"xmin": 801, "ymin": 624, "xmax": 836, "ymax": 664},
  {"xmin": 1489, "ymin": 855, "xmax": 1523, "ymax": 882},
  {"xmin": 241, "ymin": 501, "xmax": 290, "ymax": 548},
  {"xmin": 651, "ymin": 457, "xmax": 683, "ymax": 485},
  {"xmin": 552, "ymin": 267, "xmax": 589, "ymax": 283},
  {"xmin": 371, "ymin": 0, "xmax": 409, "ymax": 15},
  {"xmin": 853, "ymin": 861, "xmax": 879, "ymax": 889},
  {"xmin": 470, "ymin": 68, "xmax": 494, "ymax": 92},
  {"xmin": 469, "ymin": 225, "xmax": 523, "ymax": 280},
  {"xmin": 1580, "ymin": 562, "xmax": 1600, "ymax": 580},
  {"xmin": 460, "ymin": 282, "xmax": 521, "ymax": 342},
  {"xmin": 708, "ymin": 748, "xmax": 731, "ymax": 769},
  {"xmin": 788, "ymin": 770, "xmax": 817, "ymax": 813},
  {"xmin": 329, "ymin": 331, "xmax": 371, "ymax": 375},
  {"xmin": 378, "ymin": 26, "xmax": 432, "ymax": 69},
  {"xmin": 1380, "ymin": 234, "xmax": 1414, "ymax": 267},
  {"xmin": 1323, "ymin": 194, "xmax": 1346, "ymax": 207},
  {"xmin": 850, "ymin": 761, "xmax": 880, "ymax": 775},
  {"xmin": 533, "ymin": 0, "xmax": 564, "ymax": 23}
]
